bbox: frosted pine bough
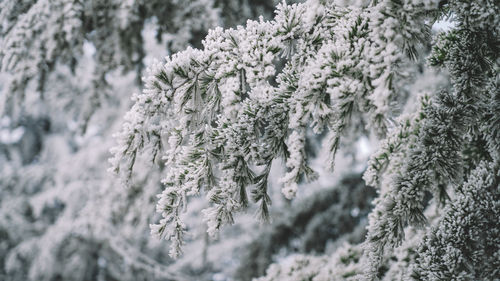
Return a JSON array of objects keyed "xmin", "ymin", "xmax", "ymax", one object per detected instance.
[
  {"xmin": 111, "ymin": 0, "xmax": 423, "ymax": 256},
  {"xmin": 111, "ymin": 0, "xmax": 499, "ymax": 279}
]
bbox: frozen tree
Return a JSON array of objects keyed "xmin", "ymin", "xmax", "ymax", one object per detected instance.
[
  {"xmin": 363, "ymin": 1, "xmax": 499, "ymax": 279},
  {"xmin": 112, "ymin": 0, "xmax": 499, "ymax": 280}
]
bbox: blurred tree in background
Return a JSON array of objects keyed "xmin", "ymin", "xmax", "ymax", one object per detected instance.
[{"xmin": 0, "ymin": 1, "xmax": 290, "ymax": 280}]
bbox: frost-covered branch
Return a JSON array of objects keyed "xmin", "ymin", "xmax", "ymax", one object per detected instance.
[{"xmin": 112, "ymin": 0, "xmax": 438, "ymax": 258}]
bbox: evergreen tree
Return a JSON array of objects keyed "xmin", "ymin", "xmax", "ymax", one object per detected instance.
[
  {"xmin": 1, "ymin": 0, "xmax": 498, "ymax": 280},
  {"xmin": 112, "ymin": 0, "xmax": 499, "ymax": 280}
]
